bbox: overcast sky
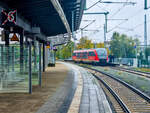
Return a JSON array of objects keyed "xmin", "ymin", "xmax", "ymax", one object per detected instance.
[{"xmin": 76, "ymin": 0, "xmax": 150, "ymax": 45}]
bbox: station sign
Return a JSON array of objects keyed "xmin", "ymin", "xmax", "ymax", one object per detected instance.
[
  {"xmin": 46, "ymin": 41, "xmax": 50, "ymax": 48},
  {"xmin": 1, "ymin": 9, "xmax": 17, "ymax": 27},
  {"xmin": 46, "ymin": 45, "xmax": 50, "ymax": 49},
  {"xmin": 148, "ymin": 56, "xmax": 150, "ymax": 61},
  {"xmin": 53, "ymin": 46, "xmax": 57, "ymax": 51}
]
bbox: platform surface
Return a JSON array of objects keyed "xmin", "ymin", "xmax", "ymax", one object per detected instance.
[
  {"xmin": 0, "ymin": 63, "xmax": 70, "ymax": 113},
  {"xmin": 37, "ymin": 62, "xmax": 112, "ymax": 113},
  {"xmin": 0, "ymin": 62, "xmax": 112, "ymax": 113},
  {"xmin": 63, "ymin": 62, "xmax": 112, "ymax": 113}
]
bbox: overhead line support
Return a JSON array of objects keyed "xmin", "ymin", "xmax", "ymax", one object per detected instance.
[
  {"xmin": 100, "ymin": 1, "xmax": 136, "ymax": 5},
  {"xmin": 84, "ymin": 12, "xmax": 109, "ymax": 32},
  {"xmin": 144, "ymin": 14, "xmax": 147, "ymax": 48},
  {"xmin": 83, "ymin": 12, "xmax": 109, "ymax": 44},
  {"xmin": 145, "ymin": 0, "xmax": 148, "ymax": 10}
]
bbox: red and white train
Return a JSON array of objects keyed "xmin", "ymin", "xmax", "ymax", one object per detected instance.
[{"xmin": 72, "ymin": 48, "xmax": 108, "ymax": 65}]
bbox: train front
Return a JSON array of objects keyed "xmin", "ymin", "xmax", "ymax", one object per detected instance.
[{"xmin": 96, "ymin": 48, "xmax": 108, "ymax": 65}]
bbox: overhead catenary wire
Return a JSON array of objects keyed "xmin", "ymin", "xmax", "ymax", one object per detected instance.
[
  {"xmin": 110, "ymin": 4, "xmax": 126, "ymax": 18},
  {"xmin": 85, "ymin": 5, "xmax": 144, "ymax": 35},
  {"xmin": 85, "ymin": 0, "xmax": 102, "ymax": 10},
  {"xmin": 123, "ymin": 19, "xmax": 150, "ymax": 33},
  {"xmin": 110, "ymin": 10, "xmax": 150, "ymax": 33},
  {"xmin": 89, "ymin": 0, "xmax": 109, "ymax": 12},
  {"xmin": 81, "ymin": 0, "xmax": 149, "ymax": 42},
  {"xmin": 107, "ymin": 8, "xmax": 144, "ymax": 33}
]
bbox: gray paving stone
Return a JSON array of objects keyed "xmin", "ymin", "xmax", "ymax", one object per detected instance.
[
  {"xmin": 79, "ymin": 103, "xmax": 89, "ymax": 113},
  {"xmin": 79, "ymin": 67, "xmax": 112, "ymax": 113}
]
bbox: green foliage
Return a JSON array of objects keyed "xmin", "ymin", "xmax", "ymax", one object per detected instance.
[
  {"xmin": 110, "ymin": 32, "xmax": 140, "ymax": 58},
  {"xmin": 56, "ymin": 41, "xmax": 74, "ymax": 59},
  {"xmin": 145, "ymin": 47, "xmax": 150, "ymax": 60},
  {"xmin": 77, "ymin": 36, "xmax": 94, "ymax": 49},
  {"xmin": 56, "ymin": 37, "xmax": 106, "ymax": 59}
]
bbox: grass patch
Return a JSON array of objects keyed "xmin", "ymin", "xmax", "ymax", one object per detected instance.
[
  {"xmin": 117, "ymin": 71, "xmax": 122, "ymax": 76},
  {"xmin": 104, "ymin": 68, "xmax": 108, "ymax": 71},
  {"xmin": 94, "ymin": 66, "xmax": 150, "ymax": 96},
  {"xmin": 134, "ymin": 67, "xmax": 150, "ymax": 73}
]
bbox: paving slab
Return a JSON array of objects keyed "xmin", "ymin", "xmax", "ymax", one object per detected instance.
[
  {"xmin": 36, "ymin": 62, "xmax": 112, "ymax": 113},
  {"xmin": 79, "ymin": 68, "xmax": 112, "ymax": 113},
  {"xmin": 61, "ymin": 62, "xmax": 112, "ymax": 113}
]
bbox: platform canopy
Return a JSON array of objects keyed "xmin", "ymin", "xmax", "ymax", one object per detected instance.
[{"xmin": 0, "ymin": 0, "xmax": 85, "ymax": 37}]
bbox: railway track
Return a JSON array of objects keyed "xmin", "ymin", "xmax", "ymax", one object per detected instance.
[
  {"xmin": 83, "ymin": 66, "xmax": 150, "ymax": 113},
  {"xmin": 111, "ymin": 67, "xmax": 150, "ymax": 79}
]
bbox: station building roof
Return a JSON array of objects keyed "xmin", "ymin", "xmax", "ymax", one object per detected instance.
[{"xmin": 0, "ymin": 0, "xmax": 85, "ymax": 36}]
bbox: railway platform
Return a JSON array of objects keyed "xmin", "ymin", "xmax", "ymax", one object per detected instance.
[
  {"xmin": 37, "ymin": 62, "xmax": 112, "ymax": 113},
  {"xmin": 0, "ymin": 62, "xmax": 112, "ymax": 113}
]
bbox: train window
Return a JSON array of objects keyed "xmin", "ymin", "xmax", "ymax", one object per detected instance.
[
  {"xmin": 82, "ymin": 52, "xmax": 84, "ymax": 58},
  {"xmin": 92, "ymin": 52, "xmax": 95, "ymax": 56},
  {"xmin": 89, "ymin": 52, "xmax": 92, "ymax": 56},
  {"xmin": 83, "ymin": 52, "xmax": 87, "ymax": 58},
  {"xmin": 80, "ymin": 52, "xmax": 83, "ymax": 58},
  {"xmin": 73, "ymin": 53, "xmax": 76, "ymax": 56},
  {"xmin": 77, "ymin": 53, "xmax": 80, "ymax": 58},
  {"xmin": 85, "ymin": 52, "xmax": 88, "ymax": 58},
  {"xmin": 89, "ymin": 52, "xmax": 95, "ymax": 56}
]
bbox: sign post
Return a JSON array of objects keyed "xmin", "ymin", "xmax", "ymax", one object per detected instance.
[{"xmin": 1, "ymin": 9, "xmax": 17, "ymax": 27}]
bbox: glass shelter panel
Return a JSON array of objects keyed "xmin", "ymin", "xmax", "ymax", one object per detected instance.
[
  {"xmin": 32, "ymin": 42, "xmax": 40, "ymax": 86},
  {"xmin": 0, "ymin": 45, "xmax": 29, "ymax": 93}
]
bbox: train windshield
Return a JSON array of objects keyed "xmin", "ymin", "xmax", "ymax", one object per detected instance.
[{"xmin": 96, "ymin": 48, "xmax": 107, "ymax": 59}]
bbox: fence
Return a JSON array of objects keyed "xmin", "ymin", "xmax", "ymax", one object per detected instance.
[{"xmin": 114, "ymin": 58, "xmax": 150, "ymax": 68}]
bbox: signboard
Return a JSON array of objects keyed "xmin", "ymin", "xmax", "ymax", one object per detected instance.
[
  {"xmin": 1, "ymin": 9, "xmax": 17, "ymax": 27},
  {"xmin": 134, "ymin": 45, "xmax": 136, "ymax": 49},
  {"xmin": 46, "ymin": 41, "xmax": 50, "ymax": 48},
  {"xmin": 148, "ymin": 0, "xmax": 150, "ymax": 9},
  {"xmin": 53, "ymin": 46, "xmax": 57, "ymax": 51},
  {"xmin": 148, "ymin": 56, "xmax": 150, "ymax": 61},
  {"xmin": 46, "ymin": 45, "xmax": 50, "ymax": 48},
  {"xmin": 11, "ymin": 33, "xmax": 19, "ymax": 41}
]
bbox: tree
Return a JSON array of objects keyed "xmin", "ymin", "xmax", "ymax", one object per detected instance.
[
  {"xmin": 56, "ymin": 41, "xmax": 75, "ymax": 59},
  {"xmin": 76, "ymin": 36, "xmax": 93, "ymax": 49},
  {"xmin": 145, "ymin": 47, "xmax": 150, "ymax": 60},
  {"xmin": 96, "ymin": 43, "xmax": 104, "ymax": 48},
  {"xmin": 110, "ymin": 32, "xmax": 140, "ymax": 58}
]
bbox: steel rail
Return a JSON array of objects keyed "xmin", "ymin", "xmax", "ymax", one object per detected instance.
[
  {"xmin": 117, "ymin": 67, "xmax": 150, "ymax": 74},
  {"xmin": 93, "ymin": 73, "xmax": 131, "ymax": 113},
  {"xmin": 111, "ymin": 66, "xmax": 150, "ymax": 79},
  {"xmin": 82, "ymin": 66, "xmax": 150, "ymax": 103}
]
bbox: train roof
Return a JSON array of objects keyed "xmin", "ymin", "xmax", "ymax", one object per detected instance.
[{"xmin": 73, "ymin": 48, "xmax": 106, "ymax": 53}]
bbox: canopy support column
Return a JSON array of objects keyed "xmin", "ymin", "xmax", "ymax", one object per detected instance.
[
  {"xmin": 39, "ymin": 43, "xmax": 42, "ymax": 86},
  {"xmin": 5, "ymin": 30, "xmax": 9, "ymax": 72},
  {"xmin": 43, "ymin": 43, "xmax": 45, "ymax": 72},
  {"xmin": 29, "ymin": 42, "xmax": 32, "ymax": 94},
  {"xmin": 20, "ymin": 30, "xmax": 24, "ymax": 73}
]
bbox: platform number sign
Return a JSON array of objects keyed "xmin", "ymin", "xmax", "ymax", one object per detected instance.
[
  {"xmin": 53, "ymin": 46, "xmax": 57, "ymax": 51},
  {"xmin": 1, "ymin": 9, "xmax": 17, "ymax": 27}
]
